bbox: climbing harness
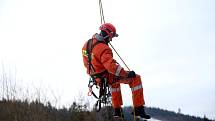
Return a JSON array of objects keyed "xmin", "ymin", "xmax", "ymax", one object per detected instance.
[
  {"xmin": 86, "ymin": 38, "xmax": 112, "ymax": 112},
  {"xmin": 88, "ymin": 76, "xmax": 111, "ymax": 112}
]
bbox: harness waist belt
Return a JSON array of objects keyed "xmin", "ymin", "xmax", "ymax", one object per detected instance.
[{"xmin": 90, "ymin": 70, "xmax": 108, "ymax": 78}]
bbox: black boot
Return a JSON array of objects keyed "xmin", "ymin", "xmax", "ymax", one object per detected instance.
[
  {"xmin": 132, "ymin": 106, "xmax": 151, "ymax": 119},
  {"xmin": 113, "ymin": 108, "xmax": 124, "ymax": 118}
]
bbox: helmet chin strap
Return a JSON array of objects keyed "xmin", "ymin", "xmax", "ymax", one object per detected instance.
[
  {"xmin": 103, "ymin": 34, "xmax": 112, "ymax": 43},
  {"xmin": 104, "ymin": 36, "xmax": 111, "ymax": 44},
  {"xmin": 103, "ymin": 35, "xmax": 109, "ymax": 39}
]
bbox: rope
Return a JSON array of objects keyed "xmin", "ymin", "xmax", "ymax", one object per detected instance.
[
  {"xmin": 109, "ymin": 43, "xmax": 130, "ymax": 71},
  {"xmin": 99, "ymin": 0, "xmax": 105, "ymax": 24}
]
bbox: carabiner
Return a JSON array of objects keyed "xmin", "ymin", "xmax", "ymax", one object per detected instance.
[{"xmin": 88, "ymin": 88, "xmax": 93, "ymax": 96}]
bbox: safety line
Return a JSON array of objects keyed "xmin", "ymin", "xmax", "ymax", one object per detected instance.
[
  {"xmin": 99, "ymin": 0, "xmax": 105, "ymax": 24},
  {"xmin": 109, "ymin": 43, "xmax": 130, "ymax": 71}
]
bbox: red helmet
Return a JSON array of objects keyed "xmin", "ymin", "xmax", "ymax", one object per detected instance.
[{"xmin": 99, "ymin": 23, "xmax": 118, "ymax": 38}]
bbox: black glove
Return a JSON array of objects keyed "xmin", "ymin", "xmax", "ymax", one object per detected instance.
[{"xmin": 127, "ymin": 71, "xmax": 136, "ymax": 78}]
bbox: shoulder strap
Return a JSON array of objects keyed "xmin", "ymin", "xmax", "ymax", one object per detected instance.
[
  {"xmin": 86, "ymin": 38, "xmax": 106, "ymax": 74},
  {"xmin": 86, "ymin": 39, "xmax": 94, "ymax": 74}
]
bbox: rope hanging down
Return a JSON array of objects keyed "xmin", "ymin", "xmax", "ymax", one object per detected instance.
[
  {"xmin": 99, "ymin": 0, "xmax": 105, "ymax": 24},
  {"xmin": 109, "ymin": 43, "xmax": 131, "ymax": 71}
]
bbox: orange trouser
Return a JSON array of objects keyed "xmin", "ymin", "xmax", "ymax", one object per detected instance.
[{"xmin": 109, "ymin": 74, "xmax": 145, "ymax": 108}]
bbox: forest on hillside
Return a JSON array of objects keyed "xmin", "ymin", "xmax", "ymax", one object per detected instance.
[
  {"xmin": 0, "ymin": 70, "xmax": 214, "ymax": 121},
  {"xmin": 0, "ymin": 99, "xmax": 213, "ymax": 121}
]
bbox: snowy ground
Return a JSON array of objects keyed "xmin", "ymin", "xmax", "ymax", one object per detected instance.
[
  {"xmin": 116, "ymin": 117, "xmax": 161, "ymax": 121},
  {"xmin": 143, "ymin": 118, "xmax": 161, "ymax": 121}
]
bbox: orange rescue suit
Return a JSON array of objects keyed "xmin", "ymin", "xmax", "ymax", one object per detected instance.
[{"xmin": 82, "ymin": 34, "xmax": 145, "ymax": 108}]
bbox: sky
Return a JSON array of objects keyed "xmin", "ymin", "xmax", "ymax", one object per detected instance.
[{"xmin": 0, "ymin": 0, "xmax": 215, "ymax": 119}]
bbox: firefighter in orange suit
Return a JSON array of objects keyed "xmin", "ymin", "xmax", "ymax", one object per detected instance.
[{"xmin": 82, "ymin": 23, "xmax": 150, "ymax": 119}]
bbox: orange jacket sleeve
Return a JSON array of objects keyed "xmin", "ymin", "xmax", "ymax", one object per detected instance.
[{"xmin": 100, "ymin": 47, "xmax": 127, "ymax": 77}]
